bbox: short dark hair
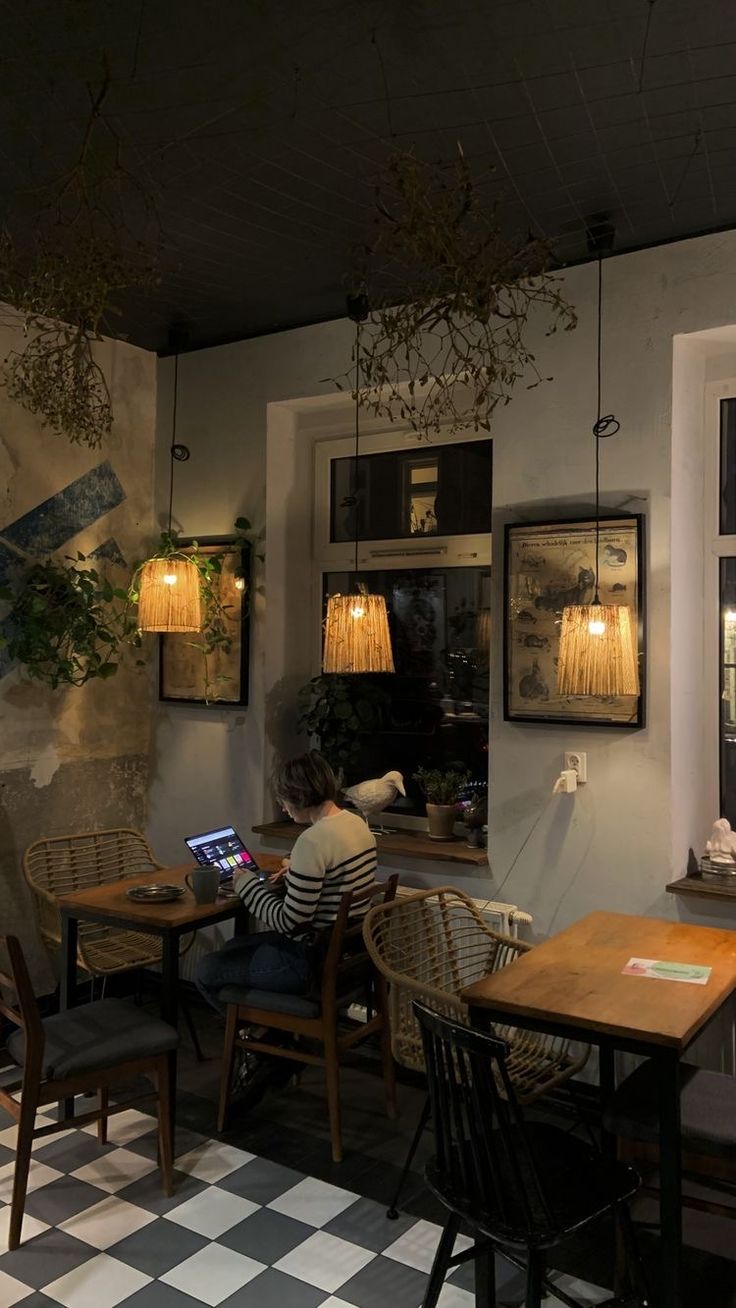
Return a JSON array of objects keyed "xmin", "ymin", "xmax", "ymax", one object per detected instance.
[{"xmin": 274, "ymin": 751, "xmax": 338, "ymax": 810}]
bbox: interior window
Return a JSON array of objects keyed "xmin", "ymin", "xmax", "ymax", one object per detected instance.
[{"xmin": 322, "ymin": 566, "xmax": 490, "ymax": 815}]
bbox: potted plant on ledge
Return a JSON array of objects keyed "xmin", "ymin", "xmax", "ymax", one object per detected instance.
[{"xmin": 413, "ymin": 767, "xmax": 471, "ymax": 841}]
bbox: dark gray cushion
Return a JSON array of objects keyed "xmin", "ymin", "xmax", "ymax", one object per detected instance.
[
  {"xmin": 218, "ymin": 986, "xmax": 320, "ymax": 1017},
  {"xmin": 603, "ymin": 1060, "xmax": 736, "ymax": 1158},
  {"xmin": 217, "ymin": 983, "xmax": 367, "ymax": 1019},
  {"xmin": 7, "ymin": 998, "xmax": 179, "ymax": 1080}
]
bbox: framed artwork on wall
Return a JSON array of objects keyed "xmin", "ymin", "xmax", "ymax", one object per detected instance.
[
  {"xmin": 503, "ymin": 514, "xmax": 645, "ymax": 727},
  {"xmin": 159, "ymin": 536, "xmax": 251, "ymax": 706}
]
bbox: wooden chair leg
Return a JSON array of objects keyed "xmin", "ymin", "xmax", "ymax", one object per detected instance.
[
  {"xmin": 217, "ymin": 1004, "xmax": 238, "ymax": 1133},
  {"xmin": 377, "ymin": 977, "xmax": 398, "ymax": 1120},
  {"xmin": 474, "ymin": 1242, "xmax": 497, "ymax": 1308},
  {"xmin": 97, "ymin": 1086, "xmax": 109, "ymax": 1145},
  {"xmin": 9, "ymin": 1095, "xmax": 37, "ymax": 1250},
  {"xmin": 525, "ymin": 1250, "xmax": 544, "ymax": 1308},
  {"xmin": 323, "ymin": 1026, "xmax": 343, "ymax": 1163},
  {"xmin": 157, "ymin": 1055, "xmax": 174, "ymax": 1196},
  {"xmin": 423, "ymin": 1213, "xmax": 461, "ymax": 1308}
]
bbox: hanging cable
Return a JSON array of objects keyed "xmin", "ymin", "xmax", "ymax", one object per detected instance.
[
  {"xmin": 166, "ymin": 350, "xmax": 190, "ymax": 537},
  {"xmin": 591, "ymin": 254, "xmax": 620, "ymax": 605}
]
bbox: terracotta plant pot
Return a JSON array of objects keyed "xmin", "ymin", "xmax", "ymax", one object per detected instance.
[{"xmin": 426, "ymin": 803, "xmax": 457, "ymax": 841}]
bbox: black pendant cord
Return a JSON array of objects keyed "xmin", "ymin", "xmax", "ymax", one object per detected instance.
[
  {"xmin": 167, "ymin": 352, "xmax": 179, "ymax": 536},
  {"xmin": 592, "ymin": 254, "xmax": 620, "ymax": 606},
  {"xmin": 166, "ymin": 351, "xmax": 191, "ymax": 541},
  {"xmin": 353, "ymin": 326, "xmax": 360, "ymax": 577}
]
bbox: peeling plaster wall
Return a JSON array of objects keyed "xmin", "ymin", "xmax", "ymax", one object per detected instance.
[{"xmin": 0, "ymin": 311, "xmax": 156, "ymax": 991}]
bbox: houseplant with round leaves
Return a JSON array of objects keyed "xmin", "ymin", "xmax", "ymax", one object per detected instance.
[{"xmin": 413, "ymin": 766, "xmax": 471, "ymax": 841}]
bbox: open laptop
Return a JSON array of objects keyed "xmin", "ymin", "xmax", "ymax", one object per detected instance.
[{"xmin": 184, "ymin": 826, "xmax": 267, "ymax": 882}]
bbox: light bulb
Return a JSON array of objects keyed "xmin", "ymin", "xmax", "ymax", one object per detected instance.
[
  {"xmin": 163, "ymin": 573, "xmax": 178, "ymax": 586},
  {"xmin": 234, "ymin": 576, "xmax": 246, "ymax": 592},
  {"xmin": 350, "ymin": 604, "xmax": 365, "ymax": 619},
  {"xmin": 588, "ymin": 617, "xmax": 605, "ymax": 636}
]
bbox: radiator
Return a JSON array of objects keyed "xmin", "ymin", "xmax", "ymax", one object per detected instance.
[
  {"xmin": 178, "ymin": 888, "xmax": 533, "ymax": 987},
  {"xmin": 393, "ymin": 884, "xmax": 532, "ymax": 939}
]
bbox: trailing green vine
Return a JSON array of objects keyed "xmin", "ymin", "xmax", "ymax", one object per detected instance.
[{"xmin": 0, "ymin": 518, "xmax": 255, "ymax": 693}]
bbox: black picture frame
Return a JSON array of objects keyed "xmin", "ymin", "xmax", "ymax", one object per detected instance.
[
  {"xmin": 158, "ymin": 536, "xmax": 251, "ymax": 707},
  {"xmin": 503, "ymin": 514, "xmax": 645, "ymax": 728}
]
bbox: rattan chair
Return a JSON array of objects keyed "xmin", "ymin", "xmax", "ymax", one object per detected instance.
[
  {"xmin": 23, "ymin": 829, "xmax": 202, "ymax": 1056},
  {"xmin": 362, "ymin": 886, "xmax": 590, "ymax": 1215}
]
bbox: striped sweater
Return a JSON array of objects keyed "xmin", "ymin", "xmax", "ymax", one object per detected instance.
[{"xmin": 235, "ymin": 809, "xmax": 377, "ymax": 935}]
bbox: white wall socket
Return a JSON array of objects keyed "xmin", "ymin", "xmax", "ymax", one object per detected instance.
[{"xmin": 564, "ymin": 750, "xmax": 587, "ymax": 783}]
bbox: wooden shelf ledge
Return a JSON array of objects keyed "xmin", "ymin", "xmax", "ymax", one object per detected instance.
[
  {"xmin": 252, "ymin": 820, "xmax": 489, "ymax": 867},
  {"xmin": 667, "ymin": 875, "xmax": 736, "ymax": 904}
]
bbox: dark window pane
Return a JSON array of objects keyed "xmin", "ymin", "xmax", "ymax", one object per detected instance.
[
  {"xmin": 323, "ymin": 566, "xmax": 490, "ymax": 815},
  {"xmin": 720, "ymin": 399, "xmax": 736, "ymax": 535},
  {"xmin": 721, "ymin": 558, "xmax": 736, "ymax": 827},
  {"xmin": 330, "ymin": 440, "xmax": 491, "ymax": 543}
]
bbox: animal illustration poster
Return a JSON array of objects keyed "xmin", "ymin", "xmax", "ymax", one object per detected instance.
[{"xmin": 504, "ymin": 516, "xmax": 644, "ymax": 726}]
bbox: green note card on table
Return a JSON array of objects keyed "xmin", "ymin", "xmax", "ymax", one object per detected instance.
[{"xmin": 622, "ymin": 957, "xmax": 711, "ymax": 984}]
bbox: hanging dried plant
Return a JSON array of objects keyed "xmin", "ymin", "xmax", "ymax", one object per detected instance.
[
  {"xmin": 339, "ymin": 148, "xmax": 577, "ymax": 439},
  {"xmin": 0, "ymin": 60, "xmax": 158, "ymax": 448},
  {"xmin": 0, "ymin": 235, "xmax": 152, "ymax": 447}
]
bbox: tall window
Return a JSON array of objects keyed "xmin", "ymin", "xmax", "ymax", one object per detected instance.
[
  {"xmin": 315, "ymin": 432, "xmax": 492, "ymax": 817},
  {"xmin": 718, "ymin": 399, "xmax": 736, "ymax": 826}
]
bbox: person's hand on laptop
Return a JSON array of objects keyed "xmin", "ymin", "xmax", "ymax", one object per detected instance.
[{"xmin": 269, "ymin": 858, "xmax": 290, "ymax": 885}]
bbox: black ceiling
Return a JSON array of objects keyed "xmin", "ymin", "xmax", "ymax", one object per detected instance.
[{"xmin": 3, "ymin": 0, "xmax": 736, "ymax": 353}]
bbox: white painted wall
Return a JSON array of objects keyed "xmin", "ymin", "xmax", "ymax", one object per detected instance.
[{"xmin": 148, "ymin": 230, "xmax": 736, "ymax": 958}]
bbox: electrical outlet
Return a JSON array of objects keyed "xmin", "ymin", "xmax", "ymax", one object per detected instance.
[{"xmin": 564, "ymin": 750, "xmax": 587, "ymax": 783}]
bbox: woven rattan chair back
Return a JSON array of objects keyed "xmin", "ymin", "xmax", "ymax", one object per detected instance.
[
  {"xmin": 23, "ymin": 829, "xmax": 163, "ymax": 976},
  {"xmin": 362, "ymin": 886, "xmax": 588, "ymax": 1103}
]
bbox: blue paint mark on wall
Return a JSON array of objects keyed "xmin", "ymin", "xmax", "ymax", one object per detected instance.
[
  {"xmin": 90, "ymin": 537, "xmax": 127, "ymax": 567},
  {"xmin": 2, "ymin": 461, "xmax": 126, "ymax": 556},
  {"xmin": 0, "ymin": 461, "xmax": 128, "ymax": 682},
  {"xmin": 0, "ymin": 540, "xmax": 22, "ymax": 587}
]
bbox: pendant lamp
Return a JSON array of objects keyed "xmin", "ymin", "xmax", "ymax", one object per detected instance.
[
  {"xmin": 556, "ymin": 245, "xmax": 639, "ymax": 698},
  {"xmin": 137, "ymin": 347, "xmax": 203, "ymax": 634},
  {"xmin": 322, "ymin": 298, "xmax": 395, "ymax": 674}
]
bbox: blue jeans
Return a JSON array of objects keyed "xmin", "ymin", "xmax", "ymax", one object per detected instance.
[{"xmin": 195, "ymin": 931, "xmax": 311, "ymax": 1015}]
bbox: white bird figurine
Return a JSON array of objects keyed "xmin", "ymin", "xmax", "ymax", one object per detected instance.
[{"xmin": 344, "ymin": 770, "xmax": 406, "ymax": 833}]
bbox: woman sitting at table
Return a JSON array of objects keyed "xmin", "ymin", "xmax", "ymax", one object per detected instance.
[{"xmin": 195, "ymin": 750, "xmax": 377, "ymax": 1016}]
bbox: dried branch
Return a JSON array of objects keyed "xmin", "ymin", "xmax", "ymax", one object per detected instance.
[{"xmin": 338, "ymin": 149, "xmax": 577, "ymax": 439}]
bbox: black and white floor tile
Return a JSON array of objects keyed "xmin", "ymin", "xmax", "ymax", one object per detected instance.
[{"xmin": 0, "ymin": 1108, "xmax": 611, "ymax": 1308}]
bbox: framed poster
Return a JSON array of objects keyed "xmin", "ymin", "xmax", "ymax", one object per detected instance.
[
  {"xmin": 159, "ymin": 536, "xmax": 251, "ymax": 706},
  {"xmin": 503, "ymin": 515, "xmax": 645, "ymax": 727}
]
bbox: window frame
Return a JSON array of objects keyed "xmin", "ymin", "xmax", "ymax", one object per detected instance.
[
  {"xmin": 313, "ymin": 427, "xmax": 492, "ymax": 573},
  {"xmin": 705, "ymin": 381, "xmax": 736, "ymax": 820},
  {"xmin": 310, "ymin": 426, "xmax": 492, "ymax": 823}
]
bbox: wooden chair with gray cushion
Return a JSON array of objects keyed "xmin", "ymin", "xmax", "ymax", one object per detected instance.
[
  {"xmin": 604, "ymin": 1060, "xmax": 736, "ymax": 1218},
  {"xmin": 217, "ymin": 876, "xmax": 399, "ymax": 1163},
  {"xmin": 0, "ymin": 934, "xmax": 178, "ymax": 1249}
]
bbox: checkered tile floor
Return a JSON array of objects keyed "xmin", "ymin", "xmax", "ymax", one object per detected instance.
[{"xmin": 0, "ymin": 1108, "xmax": 609, "ymax": 1307}]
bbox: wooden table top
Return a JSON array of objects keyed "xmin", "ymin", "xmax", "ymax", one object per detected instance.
[
  {"xmin": 462, "ymin": 910, "xmax": 736, "ymax": 1049},
  {"xmin": 57, "ymin": 855, "xmax": 282, "ymax": 930}
]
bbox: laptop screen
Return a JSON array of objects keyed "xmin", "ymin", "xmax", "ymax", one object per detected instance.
[{"xmin": 185, "ymin": 827, "xmax": 259, "ymax": 877}]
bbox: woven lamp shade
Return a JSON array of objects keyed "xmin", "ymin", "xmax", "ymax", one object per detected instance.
[
  {"xmin": 323, "ymin": 593, "xmax": 395, "ymax": 673},
  {"xmin": 137, "ymin": 557, "xmax": 202, "ymax": 633},
  {"xmin": 556, "ymin": 604, "xmax": 639, "ymax": 697}
]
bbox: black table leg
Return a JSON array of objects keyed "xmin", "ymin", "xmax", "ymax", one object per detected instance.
[
  {"xmin": 598, "ymin": 1041, "xmax": 616, "ymax": 1161},
  {"xmin": 657, "ymin": 1048, "xmax": 682, "ymax": 1308},
  {"xmin": 160, "ymin": 933, "xmax": 180, "ymax": 1146},
  {"xmin": 59, "ymin": 914, "xmax": 78, "ymax": 1121},
  {"xmin": 59, "ymin": 913, "xmax": 78, "ymax": 1012}
]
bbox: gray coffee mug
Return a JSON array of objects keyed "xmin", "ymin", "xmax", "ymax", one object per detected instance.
[{"xmin": 185, "ymin": 866, "xmax": 220, "ymax": 905}]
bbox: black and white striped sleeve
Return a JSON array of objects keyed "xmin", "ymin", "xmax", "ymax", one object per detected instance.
[{"xmin": 235, "ymin": 832, "xmax": 326, "ymax": 933}]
